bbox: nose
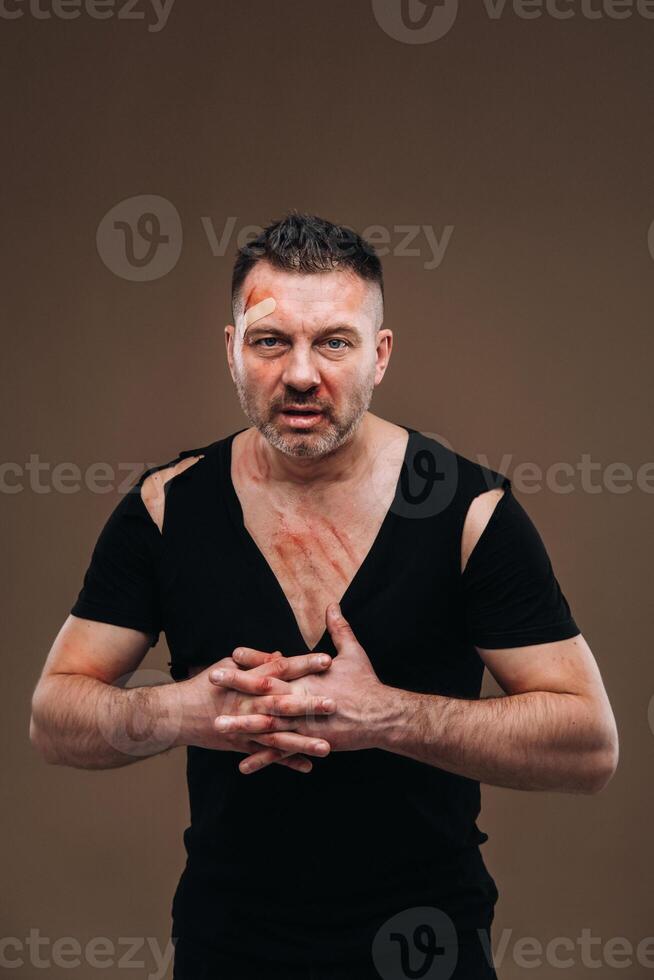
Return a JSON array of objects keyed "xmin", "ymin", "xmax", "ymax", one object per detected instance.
[{"xmin": 280, "ymin": 342, "xmax": 322, "ymax": 391}]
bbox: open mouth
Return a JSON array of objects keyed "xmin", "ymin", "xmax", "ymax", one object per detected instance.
[{"xmin": 279, "ymin": 408, "xmax": 325, "ymax": 426}]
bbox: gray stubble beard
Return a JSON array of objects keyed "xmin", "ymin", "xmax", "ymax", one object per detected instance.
[{"xmin": 233, "ymin": 365, "xmax": 377, "ymax": 459}]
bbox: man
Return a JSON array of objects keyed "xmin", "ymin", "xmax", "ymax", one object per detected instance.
[{"xmin": 30, "ymin": 211, "xmax": 619, "ymax": 980}]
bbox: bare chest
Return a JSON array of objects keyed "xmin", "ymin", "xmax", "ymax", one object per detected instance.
[{"xmin": 235, "ymin": 483, "xmax": 392, "ymax": 652}]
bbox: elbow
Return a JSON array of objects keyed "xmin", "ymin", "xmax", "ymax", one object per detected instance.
[
  {"xmin": 29, "ymin": 713, "xmax": 56, "ymax": 764},
  {"xmin": 584, "ymin": 732, "xmax": 619, "ymax": 795},
  {"xmin": 29, "ymin": 691, "xmax": 60, "ymax": 766},
  {"xmin": 574, "ymin": 697, "xmax": 619, "ymax": 794}
]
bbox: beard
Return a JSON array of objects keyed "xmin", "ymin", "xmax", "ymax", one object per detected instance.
[{"xmin": 233, "ymin": 366, "xmax": 377, "ymax": 458}]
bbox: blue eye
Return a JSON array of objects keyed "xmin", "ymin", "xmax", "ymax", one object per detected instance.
[{"xmin": 253, "ymin": 337, "xmax": 348, "ymax": 350}]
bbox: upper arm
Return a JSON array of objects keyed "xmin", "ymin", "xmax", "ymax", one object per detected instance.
[
  {"xmin": 476, "ymin": 635, "xmax": 619, "ymax": 770},
  {"xmin": 461, "ymin": 487, "xmax": 617, "ymax": 752},
  {"xmin": 52, "ymin": 453, "xmax": 203, "ymax": 686},
  {"xmin": 39, "ymin": 614, "xmax": 153, "ymax": 685},
  {"xmin": 476, "ymin": 632, "xmax": 605, "ymax": 699},
  {"xmin": 460, "ymin": 483, "xmax": 581, "ymax": 649},
  {"xmin": 462, "ymin": 492, "xmax": 599, "ymax": 695},
  {"xmin": 460, "ymin": 487, "xmax": 593, "ymax": 697}
]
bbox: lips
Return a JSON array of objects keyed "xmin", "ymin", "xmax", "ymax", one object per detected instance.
[{"xmin": 278, "ymin": 407, "xmax": 325, "ymax": 428}]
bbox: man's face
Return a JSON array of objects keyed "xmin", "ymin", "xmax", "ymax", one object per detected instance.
[{"xmin": 225, "ymin": 260, "xmax": 392, "ymax": 458}]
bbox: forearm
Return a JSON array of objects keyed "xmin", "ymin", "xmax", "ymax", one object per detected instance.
[
  {"xmin": 29, "ymin": 674, "xmax": 180, "ymax": 770},
  {"xmin": 373, "ymin": 687, "xmax": 614, "ymax": 793}
]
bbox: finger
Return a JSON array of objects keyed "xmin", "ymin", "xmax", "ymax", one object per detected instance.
[
  {"xmin": 209, "ymin": 651, "xmax": 332, "ymax": 694},
  {"xmin": 242, "ymin": 694, "xmax": 336, "ymax": 717},
  {"xmin": 237, "ymin": 739, "xmax": 314, "ymax": 774},
  {"xmin": 253, "ymin": 731, "xmax": 331, "ymax": 757},
  {"xmin": 256, "ymin": 652, "xmax": 333, "ymax": 681},
  {"xmin": 276, "ymin": 755, "xmax": 313, "ymax": 774},
  {"xmin": 239, "ymin": 744, "xmax": 325, "ymax": 775},
  {"xmin": 238, "ymin": 746, "xmax": 302, "ymax": 775},
  {"xmin": 231, "ymin": 648, "xmax": 283, "ymax": 668},
  {"xmin": 326, "ymin": 602, "xmax": 358, "ymax": 647},
  {"xmin": 214, "ymin": 713, "xmax": 295, "ymax": 734},
  {"xmin": 233, "ymin": 649, "xmax": 333, "ymax": 676},
  {"xmin": 209, "ymin": 667, "xmax": 288, "ymax": 695}
]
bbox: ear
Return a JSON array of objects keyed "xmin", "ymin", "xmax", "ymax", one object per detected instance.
[
  {"xmin": 374, "ymin": 327, "xmax": 393, "ymax": 385},
  {"xmin": 224, "ymin": 324, "xmax": 236, "ymax": 381}
]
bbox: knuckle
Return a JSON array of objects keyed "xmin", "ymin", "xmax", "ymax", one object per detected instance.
[{"xmin": 271, "ymin": 658, "xmax": 288, "ymax": 677}]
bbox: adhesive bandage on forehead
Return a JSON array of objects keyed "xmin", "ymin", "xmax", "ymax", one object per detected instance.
[{"xmin": 243, "ymin": 296, "xmax": 277, "ymax": 329}]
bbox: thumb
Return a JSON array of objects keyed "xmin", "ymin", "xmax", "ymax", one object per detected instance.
[{"xmin": 326, "ymin": 602, "xmax": 359, "ymax": 653}]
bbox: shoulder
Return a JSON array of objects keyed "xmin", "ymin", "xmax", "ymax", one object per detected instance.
[
  {"xmin": 140, "ymin": 456, "xmax": 205, "ymax": 532},
  {"xmin": 405, "ymin": 427, "xmax": 510, "ymax": 502},
  {"xmin": 452, "ymin": 446, "xmax": 512, "ymax": 574},
  {"xmin": 460, "ymin": 487, "xmax": 508, "ymax": 573},
  {"xmin": 138, "ymin": 438, "xmax": 221, "ymax": 532},
  {"xmin": 403, "ymin": 428, "xmax": 511, "ymax": 571}
]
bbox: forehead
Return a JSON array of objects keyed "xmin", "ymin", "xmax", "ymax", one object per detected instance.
[{"xmin": 240, "ymin": 261, "xmax": 375, "ymax": 327}]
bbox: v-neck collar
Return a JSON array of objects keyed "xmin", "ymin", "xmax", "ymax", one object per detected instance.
[{"xmin": 220, "ymin": 423, "xmax": 415, "ymax": 654}]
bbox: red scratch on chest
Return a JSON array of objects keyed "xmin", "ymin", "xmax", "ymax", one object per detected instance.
[
  {"xmin": 319, "ymin": 518, "xmax": 359, "ymax": 565},
  {"xmin": 273, "ymin": 522, "xmax": 355, "ymax": 586}
]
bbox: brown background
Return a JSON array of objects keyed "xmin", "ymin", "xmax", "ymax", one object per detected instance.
[{"xmin": 2, "ymin": 1, "xmax": 653, "ymax": 977}]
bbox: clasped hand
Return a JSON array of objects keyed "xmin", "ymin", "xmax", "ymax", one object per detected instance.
[{"xmin": 210, "ymin": 603, "xmax": 385, "ymax": 774}]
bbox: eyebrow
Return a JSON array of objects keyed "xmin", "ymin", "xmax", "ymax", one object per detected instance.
[{"xmin": 244, "ymin": 323, "xmax": 362, "ymax": 341}]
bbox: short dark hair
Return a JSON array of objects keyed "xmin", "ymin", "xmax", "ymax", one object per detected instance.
[{"xmin": 231, "ymin": 210, "xmax": 384, "ymax": 324}]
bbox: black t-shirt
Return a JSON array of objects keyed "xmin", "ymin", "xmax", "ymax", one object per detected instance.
[{"xmin": 70, "ymin": 425, "xmax": 581, "ymax": 964}]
